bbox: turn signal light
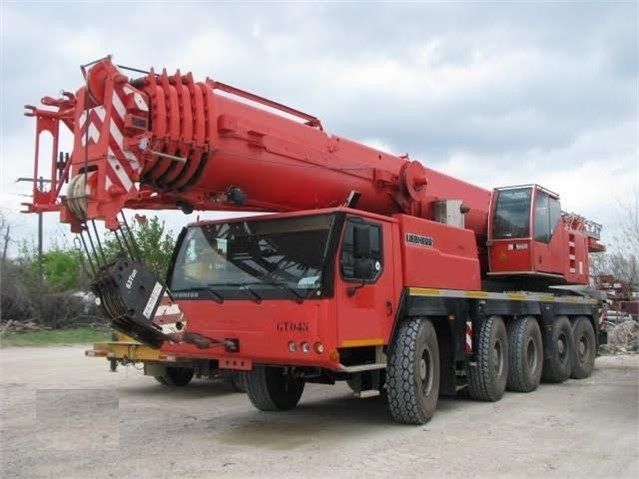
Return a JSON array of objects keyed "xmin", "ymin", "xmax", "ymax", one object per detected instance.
[
  {"xmin": 329, "ymin": 349, "xmax": 340, "ymax": 362},
  {"xmin": 314, "ymin": 342, "xmax": 325, "ymax": 354}
]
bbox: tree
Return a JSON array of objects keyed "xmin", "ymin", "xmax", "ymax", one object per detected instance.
[
  {"xmin": 42, "ymin": 249, "xmax": 86, "ymax": 292},
  {"xmin": 13, "ymin": 239, "xmax": 86, "ymax": 293},
  {"xmin": 592, "ymin": 190, "xmax": 639, "ymax": 298},
  {"xmin": 0, "ymin": 209, "xmax": 13, "ymax": 263},
  {"xmin": 101, "ymin": 215, "xmax": 176, "ymax": 280}
]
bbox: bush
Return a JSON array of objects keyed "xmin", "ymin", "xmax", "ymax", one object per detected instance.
[
  {"xmin": 1, "ymin": 215, "xmax": 174, "ymax": 329},
  {"xmin": 1, "ymin": 259, "xmax": 105, "ymax": 329},
  {"xmin": 1, "ymin": 260, "xmax": 35, "ymax": 322}
]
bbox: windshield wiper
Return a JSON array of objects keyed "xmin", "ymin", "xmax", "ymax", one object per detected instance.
[
  {"xmin": 204, "ymin": 288, "xmax": 224, "ymax": 304},
  {"xmin": 215, "ymin": 281, "xmax": 304, "ymax": 304},
  {"xmin": 213, "ymin": 283, "xmax": 263, "ymax": 304},
  {"xmin": 263, "ymin": 281, "xmax": 304, "ymax": 304},
  {"xmin": 172, "ymin": 287, "xmax": 224, "ymax": 304},
  {"xmin": 239, "ymin": 280, "xmax": 305, "ymax": 304}
]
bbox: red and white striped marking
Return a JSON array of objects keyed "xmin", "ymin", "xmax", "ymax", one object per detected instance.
[
  {"xmin": 155, "ymin": 303, "xmax": 186, "ymax": 335},
  {"xmin": 465, "ymin": 320, "xmax": 473, "ymax": 353},
  {"xmin": 77, "ymin": 80, "xmax": 147, "ymax": 193},
  {"xmin": 598, "ymin": 308, "xmax": 606, "ymax": 330}
]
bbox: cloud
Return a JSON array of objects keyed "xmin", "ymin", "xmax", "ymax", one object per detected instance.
[{"xmin": 1, "ymin": 0, "xmax": 637, "ymax": 255}]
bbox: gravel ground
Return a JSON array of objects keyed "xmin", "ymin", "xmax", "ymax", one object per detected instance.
[{"xmin": 0, "ymin": 346, "xmax": 637, "ymax": 479}]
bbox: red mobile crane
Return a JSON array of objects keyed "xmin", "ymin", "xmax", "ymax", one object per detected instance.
[{"xmin": 24, "ymin": 56, "xmax": 606, "ymax": 424}]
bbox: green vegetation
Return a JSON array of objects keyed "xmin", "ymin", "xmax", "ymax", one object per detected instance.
[
  {"xmin": 1, "ymin": 213, "xmax": 176, "ymax": 329},
  {"xmin": 0, "ymin": 327, "xmax": 111, "ymax": 347},
  {"xmin": 101, "ymin": 215, "xmax": 176, "ymax": 280},
  {"xmin": 13, "ymin": 215, "xmax": 176, "ymax": 294}
]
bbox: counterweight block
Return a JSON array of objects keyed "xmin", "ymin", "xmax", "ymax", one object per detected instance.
[{"xmin": 92, "ymin": 258, "xmax": 170, "ymax": 349}]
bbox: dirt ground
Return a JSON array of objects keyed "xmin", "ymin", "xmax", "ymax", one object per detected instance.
[{"xmin": 0, "ymin": 346, "xmax": 637, "ymax": 479}]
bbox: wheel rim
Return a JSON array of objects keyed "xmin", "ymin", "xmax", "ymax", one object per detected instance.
[
  {"xmin": 419, "ymin": 347, "xmax": 433, "ymax": 396},
  {"xmin": 578, "ymin": 335, "xmax": 588, "ymax": 358},
  {"xmin": 526, "ymin": 337, "xmax": 538, "ymax": 375},
  {"xmin": 493, "ymin": 340, "xmax": 504, "ymax": 376},
  {"xmin": 557, "ymin": 333, "xmax": 567, "ymax": 360}
]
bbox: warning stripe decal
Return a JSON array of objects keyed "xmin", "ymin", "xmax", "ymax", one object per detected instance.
[
  {"xmin": 464, "ymin": 320, "xmax": 473, "ymax": 353},
  {"xmin": 77, "ymin": 86, "xmax": 145, "ymax": 193},
  {"xmin": 407, "ymin": 287, "xmax": 598, "ymax": 305}
]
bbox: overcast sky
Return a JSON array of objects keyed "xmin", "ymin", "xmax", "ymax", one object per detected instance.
[{"xmin": 1, "ymin": 1, "xmax": 637, "ymax": 256}]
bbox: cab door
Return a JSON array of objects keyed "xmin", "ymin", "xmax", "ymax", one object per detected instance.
[
  {"xmin": 531, "ymin": 187, "xmax": 564, "ymax": 275},
  {"xmin": 334, "ymin": 216, "xmax": 396, "ymax": 349}
]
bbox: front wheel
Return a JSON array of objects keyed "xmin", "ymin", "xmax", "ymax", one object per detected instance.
[
  {"xmin": 231, "ymin": 371, "xmax": 248, "ymax": 393},
  {"xmin": 246, "ymin": 366, "xmax": 305, "ymax": 411},
  {"xmin": 386, "ymin": 317, "xmax": 440, "ymax": 425},
  {"xmin": 155, "ymin": 367, "xmax": 194, "ymax": 387}
]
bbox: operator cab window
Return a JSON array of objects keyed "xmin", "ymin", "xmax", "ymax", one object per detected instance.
[
  {"xmin": 340, "ymin": 218, "xmax": 383, "ymax": 282},
  {"xmin": 549, "ymin": 196, "xmax": 562, "ymax": 236},
  {"xmin": 533, "ymin": 190, "xmax": 551, "ymax": 242},
  {"xmin": 493, "ymin": 187, "xmax": 532, "ymax": 239},
  {"xmin": 533, "ymin": 190, "xmax": 562, "ymax": 243}
]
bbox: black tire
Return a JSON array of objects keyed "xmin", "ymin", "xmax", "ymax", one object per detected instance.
[
  {"xmin": 506, "ymin": 316, "xmax": 543, "ymax": 392},
  {"xmin": 542, "ymin": 316, "xmax": 574, "ymax": 383},
  {"xmin": 231, "ymin": 371, "xmax": 248, "ymax": 393},
  {"xmin": 346, "ymin": 371, "xmax": 385, "ymax": 394},
  {"xmin": 571, "ymin": 316, "xmax": 596, "ymax": 379},
  {"xmin": 386, "ymin": 317, "xmax": 440, "ymax": 425},
  {"xmin": 156, "ymin": 367, "xmax": 194, "ymax": 387},
  {"xmin": 154, "ymin": 376, "xmax": 168, "ymax": 385},
  {"xmin": 467, "ymin": 316, "xmax": 508, "ymax": 401},
  {"xmin": 246, "ymin": 366, "xmax": 305, "ymax": 411}
]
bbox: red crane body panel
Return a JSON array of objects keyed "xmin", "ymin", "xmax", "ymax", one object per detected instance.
[
  {"xmin": 27, "ymin": 58, "xmax": 491, "ymax": 240},
  {"xmin": 397, "ymin": 214, "xmax": 481, "ymax": 291}
]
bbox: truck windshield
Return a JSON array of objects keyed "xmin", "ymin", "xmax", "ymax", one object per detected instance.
[{"xmin": 169, "ymin": 214, "xmax": 337, "ymax": 300}]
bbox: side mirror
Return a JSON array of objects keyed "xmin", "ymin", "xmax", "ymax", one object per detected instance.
[
  {"xmin": 354, "ymin": 258, "xmax": 375, "ymax": 279},
  {"xmin": 348, "ymin": 258, "xmax": 378, "ymax": 297},
  {"xmin": 353, "ymin": 225, "xmax": 372, "ymax": 259}
]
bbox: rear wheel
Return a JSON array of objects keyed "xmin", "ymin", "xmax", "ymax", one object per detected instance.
[
  {"xmin": 571, "ymin": 317, "xmax": 596, "ymax": 379},
  {"xmin": 467, "ymin": 316, "xmax": 508, "ymax": 401},
  {"xmin": 155, "ymin": 367, "xmax": 194, "ymax": 387},
  {"xmin": 386, "ymin": 317, "xmax": 440, "ymax": 425},
  {"xmin": 246, "ymin": 366, "xmax": 305, "ymax": 411},
  {"xmin": 507, "ymin": 316, "xmax": 543, "ymax": 392},
  {"xmin": 542, "ymin": 316, "xmax": 574, "ymax": 383}
]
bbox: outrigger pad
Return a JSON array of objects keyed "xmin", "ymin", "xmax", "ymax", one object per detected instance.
[{"xmin": 91, "ymin": 258, "xmax": 172, "ymax": 349}]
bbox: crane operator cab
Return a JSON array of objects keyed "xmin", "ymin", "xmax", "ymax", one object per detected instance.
[
  {"xmin": 182, "ymin": 236, "xmax": 228, "ymax": 283},
  {"xmin": 486, "ymin": 184, "xmax": 590, "ymax": 285}
]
